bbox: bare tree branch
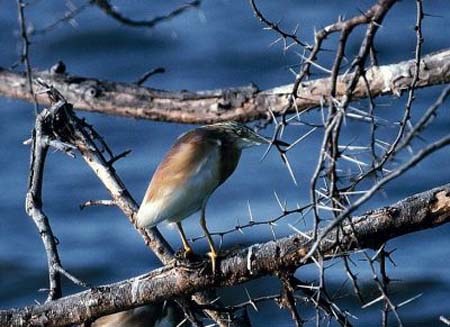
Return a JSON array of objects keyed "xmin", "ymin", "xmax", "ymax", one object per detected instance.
[
  {"xmin": 25, "ymin": 103, "xmax": 64, "ymax": 301},
  {"xmin": 31, "ymin": 0, "xmax": 202, "ymax": 35},
  {"xmin": 25, "ymin": 99, "xmax": 91, "ymax": 303},
  {"xmin": 16, "ymin": 0, "xmax": 38, "ymax": 114},
  {"xmin": 0, "ymin": 49, "xmax": 449, "ymax": 123},
  {"xmin": 93, "ymin": 0, "xmax": 202, "ymax": 28},
  {"xmin": 30, "ymin": 1, "xmax": 92, "ymax": 36},
  {"xmin": 2, "ymin": 183, "xmax": 449, "ymax": 326}
]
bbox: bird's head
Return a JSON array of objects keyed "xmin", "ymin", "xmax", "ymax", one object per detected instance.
[{"xmin": 205, "ymin": 121, "xmax": 271, "ymax": 149}]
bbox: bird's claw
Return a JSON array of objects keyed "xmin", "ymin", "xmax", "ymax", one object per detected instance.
[
  {"xmin": 207, "ymin": 251, "xmax": 219, "ymax": 273},
  {"xmin": 184, "ymin": 247, "xmax": 194, "ymax": 258}
]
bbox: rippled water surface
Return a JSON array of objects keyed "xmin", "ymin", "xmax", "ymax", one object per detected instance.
[{"xmin": 0, "ymin": 1, "xmax": 449, "ymax": 326}]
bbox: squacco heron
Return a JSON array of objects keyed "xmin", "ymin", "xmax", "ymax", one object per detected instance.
[{"xmin": 136, "ymin": 121, "xmax": 274, "ymax": 271}]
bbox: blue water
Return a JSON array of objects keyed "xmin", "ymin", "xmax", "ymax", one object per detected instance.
[{"xmin": 0, "ymin": 1, "xmax": 449, "ymax": 326}]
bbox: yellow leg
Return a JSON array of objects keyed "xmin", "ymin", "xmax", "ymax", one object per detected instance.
[
  {"xmin": 199, "ymin": 206, "xmax": 218, "ymax": 272},
  {"xmin": 176, "ymin": 222, "xmax": 193, "ymax": 256}
]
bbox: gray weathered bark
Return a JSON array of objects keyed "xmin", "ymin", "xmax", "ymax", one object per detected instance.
[
  {"xmin": 0, "ymin": 49, "xmax": 449, "ymax": 124},
  {"xmin": 1, "ymin": 183, "xmax": 449, "ymax": 327}
]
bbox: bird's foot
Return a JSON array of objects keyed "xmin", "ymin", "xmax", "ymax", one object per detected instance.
[{"xmin": 181, "ymin": 246, "xmax": 196, "ymax": 259}]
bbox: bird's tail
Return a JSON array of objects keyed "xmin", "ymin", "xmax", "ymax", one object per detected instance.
[{"xmin": 136, "ymin": 201, "xmax": 164, "ymax": 229}]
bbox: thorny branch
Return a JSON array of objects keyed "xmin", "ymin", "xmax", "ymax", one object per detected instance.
[
  {"xmin": 303, "ymin": 0, "xmax": 445, "ymax": 258},
  {"xmin": 2, "ymin": 182, "xmax": 450, "ymax": 326},
  {"xmin": 303, "ymin": 86, "xmax": 450, "ymax": 255},
  {"xmin": 25, "ymin": 99, "xmax": 89, "ymax": 302},
  {"xmin": 249, "ymin": 1, "xmax": 449, "ymax": 326}
]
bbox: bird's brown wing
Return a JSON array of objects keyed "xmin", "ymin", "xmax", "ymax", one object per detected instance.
[{"xmin": 144, "ymin": 129, "xmax": 218, "ymax": 204}]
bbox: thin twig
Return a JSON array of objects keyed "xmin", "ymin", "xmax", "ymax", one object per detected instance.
[
  {"xmin": 93, "ymin": 0, "xmax": 202, "ymax": 28},
  {"xmin": 16, "ymin": 0, "xmax": 39, "ymax": 114}
]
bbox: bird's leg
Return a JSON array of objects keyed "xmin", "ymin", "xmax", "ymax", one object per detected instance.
[
  {"xmin": 199, "ymin": 206, "xmax": 218, "ymax": 272},
  {"xmin": 176, "ymin": 222, "xmax": 194, "ymax": 257}
]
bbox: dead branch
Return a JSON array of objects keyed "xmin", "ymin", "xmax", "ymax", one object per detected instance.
[
  {"xmin": 92, "ymin": 0, "xmax": 202, "ymax": 29},
  {"xmin": 30, "ymin": 1, "xmax": 92, "ymax": 36},
  {"xmin": 31, "ymin": 1, "xmax": 202, "ymax": 36},
  {"xmin": 0, "ymin": 49, "xmax": 448, "ymax": 123},
  {"xmin": 25, "ymin": 102, "xmax": 64, "ymax": 301},
  {"xmin": 16, "ymin": 0, "xmax": 38, "ymax": 114},
  {"xmin": 25, "ymin": 99, "xmax": 90, "ymax": 303},
  {"xmin": 2, "ymin": 183, "xmax": 449, "ymax": 326}
]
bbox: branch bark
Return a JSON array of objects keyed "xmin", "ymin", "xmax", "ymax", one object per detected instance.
[
  {"xmin": 1, "ymin": 49, "xmax": 449, "ymax": 123},
  {"xmin": 25, "ymin": 103, "xmax": 64, "ymax": 301},
  {"xmin": 2, "ymin": 183, "xmax": 449, "ymax": 326}
]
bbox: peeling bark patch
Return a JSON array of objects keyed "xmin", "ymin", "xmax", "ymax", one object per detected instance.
[
  {"xmin": 246, "ymin": 246, "xmax": 255, "ymax": 274},
  {"xmin": 296, "ymin": 247, "xmax": 307, "ymax": 258},
  {"xmin": 430, "ymin": 190, "xmax": 450, "ymax": 224},
  {"xmin": 431, "ymin": 190, "xmax": 450, "ymax": 213}
]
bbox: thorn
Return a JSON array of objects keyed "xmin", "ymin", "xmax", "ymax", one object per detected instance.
[
  {"xmin": 247, "ymin": 200, "xmax": 255, "ymax": 223},
  {"xmin": 287, "ymin": 224, "xmax": 312, "ymax": 240},
  {"xmin": 285, "ymin": 127, "xmax": 318, "ymax": 151},
  {"xmin": 280, "ymin": 152, "xmax": 298, "ymax": 186},
  {"xmin": 273, "ymin": 191, "xmax": 285, "ymax": 212},
  {"xmin": 361, "ymin": 295, "xmax": 384, "ymax": 309},
  {"xmin": 397, "ymin": 293, "xmax": 423, "ymax": 308},
  {"xmin": 341, "ymin": 154, "xmax": 369, "ymax": 167}
]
